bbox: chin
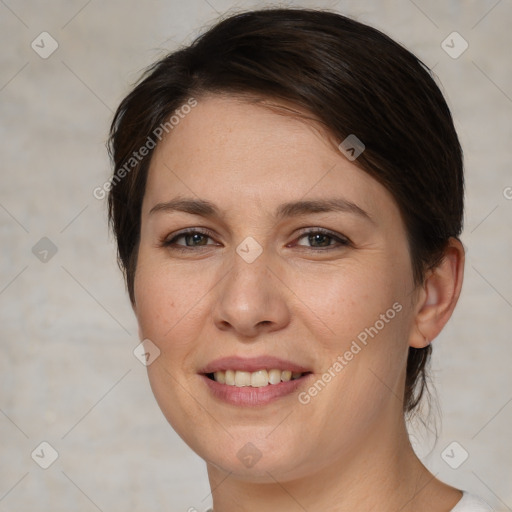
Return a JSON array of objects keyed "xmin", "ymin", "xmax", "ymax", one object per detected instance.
[{"xmin": 193, "ymin": 429, "xmax": 315, "ymax": 482}]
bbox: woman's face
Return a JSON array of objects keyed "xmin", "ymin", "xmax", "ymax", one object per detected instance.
[{"xmin": 133, "ymin": 94, "xmax": 419, "ymax": 481}]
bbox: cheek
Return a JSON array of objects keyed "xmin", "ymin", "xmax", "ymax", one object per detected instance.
[
  {"xmin": 133, "ymin": 252, "xmax": 208, "ymax": 345},
  {"xmin": 133, "ymin": 253, "xmax": 212, "ymax": 441},
  {"xmin": 291, "ymin": 252, "xmax": 412, "ymax": 413},
  {"xmin": 292, "ymin": 255, "xmax": 407, "ymax": 351}
]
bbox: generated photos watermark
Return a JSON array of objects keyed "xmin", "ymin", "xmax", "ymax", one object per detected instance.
[
  {"xmin": 298, "ymin": 301, "xmax": 403, "ymax": 404},
  {"xmin": 93, "ymin": 97, "xmax": 198, "ymax": 200}
]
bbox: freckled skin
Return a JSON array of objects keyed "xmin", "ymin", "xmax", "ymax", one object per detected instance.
[{"xmin": 132, "ymin": 95, "xmax": 465, "ymax": 511}]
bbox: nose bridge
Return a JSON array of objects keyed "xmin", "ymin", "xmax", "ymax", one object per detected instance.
[
  {"xmin": 227, "ymin": 239, "xmax": 272, "ymax": 301},
  {"xmin": 213, "ymin": 238, "xmax": 289, "ymax": 335}
]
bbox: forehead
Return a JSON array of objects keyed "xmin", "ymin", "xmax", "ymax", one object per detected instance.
[{"xmin": 142, "ymin": 94, "xmax": 397, "ymax": 223}]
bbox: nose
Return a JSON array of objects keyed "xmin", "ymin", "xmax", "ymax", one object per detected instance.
[{"xmin": 212, "ymin": 247, "xmax": 291, "ymax": 339}]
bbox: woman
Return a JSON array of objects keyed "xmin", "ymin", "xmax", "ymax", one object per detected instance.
[{"xmin": 106, "ymin": 7, "xmax": 493, "ymax": 511}]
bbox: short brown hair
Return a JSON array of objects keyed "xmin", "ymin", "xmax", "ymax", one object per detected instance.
[{"xmin": 107, "ymin": 7, "xmax": 464, "ymax": 414}]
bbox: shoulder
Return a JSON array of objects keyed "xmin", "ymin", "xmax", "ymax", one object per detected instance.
[{"xmin": 451, "ymin": 492, "xmax": 494, "ymax": 511}]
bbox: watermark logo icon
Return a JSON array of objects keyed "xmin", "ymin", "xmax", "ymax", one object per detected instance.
[
  {"xmin": 31, "ymin": 441, "xmax": 59, "ymax": 469},
  {"xmin": 236, "ymin": 442, "xmax": 262, "ymax": 468},
  {"xmin": 236, "ymin": 236, "xmax": 263, "ymax": 263},
  {"xmin": 133, "ymin": 338, "xmax": 161, "ymax": 366},
  {"xmin": 32, "ymin": 237, "xmax": 58, "ymax": 263},
  {"xmin": 338, "ymin": 134, "xmax": 365, "ymax": 161},
  {"xmin": 441, "ymin": 441, "xmax": 469, "ymax": 469},
  {"xmin": 441, "ymin": 32, "xmax": 469, "ymax": 59},
  {"xmin": 31, "ymin": 32, "xmax": 59, "ymax": 59}
]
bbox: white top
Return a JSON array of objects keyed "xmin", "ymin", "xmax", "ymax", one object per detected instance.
[{"xmin": 452, "ymin": 492, "xmax": 494, "ymax": 511}]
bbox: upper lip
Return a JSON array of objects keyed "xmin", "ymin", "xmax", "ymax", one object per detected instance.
[{"xmin": 199, "ymin": 356, "xmax": 311, "ymax": 374}]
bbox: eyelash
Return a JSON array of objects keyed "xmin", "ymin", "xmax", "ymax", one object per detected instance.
[{"xmin": 160, "ymin": 227, "xmax": 350, "ymax": 252}]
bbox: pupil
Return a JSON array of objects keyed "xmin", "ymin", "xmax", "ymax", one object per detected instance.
[
  {"xmin": 188, "ymin": 233, "xmax": 205, "ymax": 246},
  {"xmin": 311, "ymin": 234, "xmax": 329, "ymax": 247}
]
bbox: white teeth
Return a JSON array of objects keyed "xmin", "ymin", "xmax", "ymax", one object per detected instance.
[
  {"xmin": 213, "ymin": 371, "xmax": 225, "ymax": 384},
  {"xmin": 268, "ymin": 369, "xmax": 282, "ymax": 384},
  {"xmin": 225, "ymin": 370, "xmax": 235, "ymax": 386},
  {"xmin": 281, "ymin": 370, "xmax": 292, "ymax": 382},
  {"xmin": 235, "ymin": 371, "xmax": 251, "ymax": 387},
  {"xmin": 251, "ymin": 370, "xmax": 268, "ymax": 387},
  {"xmin": 210, "ymin": 368, "xmax": 305, "ymax": 386}
]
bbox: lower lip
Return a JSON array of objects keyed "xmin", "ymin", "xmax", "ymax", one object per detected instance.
[{"xmin": 200, "ymin": 374, "xmax": 311, "ymax": 406}]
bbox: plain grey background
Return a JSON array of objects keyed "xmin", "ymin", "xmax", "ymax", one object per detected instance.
[{"xmin": 1, "ymin": 1, "xmax": 511, "ymax": 511}]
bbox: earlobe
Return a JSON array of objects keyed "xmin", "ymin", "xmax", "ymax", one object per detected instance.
[{"xmin": 410, "ymin": 238, "xmax": 465, "ymax": 348}]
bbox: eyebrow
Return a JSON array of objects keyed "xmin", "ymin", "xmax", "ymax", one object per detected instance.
[{"xmin": 149, "ymin": 197, "xmax": 374, "ymax": 223}]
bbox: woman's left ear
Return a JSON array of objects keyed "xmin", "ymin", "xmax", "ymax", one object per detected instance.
[{"xmin": 410, "ymin": 237, "xmax": 465, "ymax": 348}]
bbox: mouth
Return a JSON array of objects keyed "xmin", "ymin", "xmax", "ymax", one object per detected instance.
[
  {"xmin": 204, "ymin": 369, "xmax": 312, "ymax": 387},
  {"xmin": 198, "ymin": 356, "xmax": 313, "ymax": 406}
]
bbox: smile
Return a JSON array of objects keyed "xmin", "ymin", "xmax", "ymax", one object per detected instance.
[
  {"xmin": 199, "ymin": 355, "xmax": 313, "ymax": 406},
  {"xmin": 207, "ymin": 369, "xmax": 307, "ymax": 387}
]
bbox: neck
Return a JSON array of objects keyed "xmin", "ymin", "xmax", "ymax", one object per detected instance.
[{"xmin": 205, "ymin": 413, "xmax": 461, "ymax": 512}]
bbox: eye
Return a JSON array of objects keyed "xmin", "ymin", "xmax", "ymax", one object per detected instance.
[
  {"xmin": 160, "ymin": 227, "xmax": 351, "ymax": 252},
  {"xmin": 293, "ymin": 228, "xmax": 350, "ymax": 250},
  {"xmin": 161, "ymin": 228, "xmax": 217, "ymax": 251}
]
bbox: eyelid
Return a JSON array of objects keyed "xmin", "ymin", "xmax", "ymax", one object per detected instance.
[
  {"xmin": 160, "ymin": 227, "xmax": 216, "ymax": 246},
  {"xmin": 292, "ymin": 227, "xmax": 351, "ymax": 248},
  {"xmin": 161, "ymin": 226, "xmax": 351, "ymax": 251}
]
